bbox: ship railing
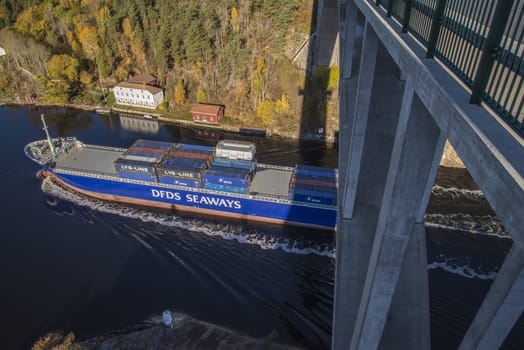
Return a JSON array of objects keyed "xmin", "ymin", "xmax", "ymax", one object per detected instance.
[{"xmin": 84, "ymin": 144, "xmax": 127, "ymax": 152}]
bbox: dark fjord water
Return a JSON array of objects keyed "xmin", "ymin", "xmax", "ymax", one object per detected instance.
[{"xmin": 0, "ymin": 106, "xmax": 522, "ymax": 349}]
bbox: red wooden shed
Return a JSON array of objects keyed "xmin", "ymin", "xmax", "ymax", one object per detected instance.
[{"xmin": 190, "ymin": 103, "xmax": 225, "ymax": 124}]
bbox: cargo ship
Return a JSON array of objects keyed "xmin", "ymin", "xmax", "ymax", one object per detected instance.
[{"xmin": 25, "ymin": 116, "xmax": 337, "ymax": 230}]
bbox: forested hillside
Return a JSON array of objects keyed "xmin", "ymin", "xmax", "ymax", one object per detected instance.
[{"xmin": 0, "ymin": 0, "xmax": 338, "ymax": 135}]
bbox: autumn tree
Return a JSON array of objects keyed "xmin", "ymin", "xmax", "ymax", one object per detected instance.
[
  {"xmin": 257, "ymin": 99, "xmax": 274, "ymax": 126},
  {"xmin": 196, "ymin": 88, "xmax": 206, "ymax": 103},
  {"xmin": 230, "ymin": 7, "xmax": 239, "ymax": 32},
  {"xmin": 46, "ymin": 54, "xmax": 79, "ymax": 103},
  {"xmin": 174, "ymin": 82, "xmax": 185, "ymax": 105}
]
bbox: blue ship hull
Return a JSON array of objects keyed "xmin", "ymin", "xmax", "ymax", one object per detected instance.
[{"xmin": 49, "ymin": 169, "xmax": 337, "ymax": 230}]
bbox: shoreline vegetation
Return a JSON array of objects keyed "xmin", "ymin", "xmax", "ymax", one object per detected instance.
[
  {"xmin": 0, "ymin": 100, "xmax": 337, "ymax": 143},
  {"xmin": 0, "ymin": 0, "xmax": 340, "ymax": 145}
]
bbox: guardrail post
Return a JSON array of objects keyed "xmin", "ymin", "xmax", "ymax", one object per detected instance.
[
  {"xmin": 470, "ymin": 0, "xmax": 515, "ymax": 104},
  {"xmin": 426, "ymin": 0, "xmax": 447, "ymax": 58},
  {"xmin": 401, "ymin": 0, "xmax": 412, "ymax": 33}
]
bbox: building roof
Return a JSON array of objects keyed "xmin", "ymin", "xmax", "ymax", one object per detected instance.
[
  {"xmin": 127, "ymin": 72, "xmax": 156, "ymax": 85},
  {"xmin": 115, "ymin": 81, "xmax": 163, "ymax": 95},
  {"xmin": 190, "ymin": 103, "xmax": 225, "ymax": 116}
]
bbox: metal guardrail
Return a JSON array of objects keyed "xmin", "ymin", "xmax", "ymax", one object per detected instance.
[{"xmin": 374, "ymin": 0, "xmax": 524, "ymax": 136}]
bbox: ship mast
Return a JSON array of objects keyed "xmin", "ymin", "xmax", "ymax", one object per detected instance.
[{"xmin": 41, "ymin": 114, "xmax": 55, "ymax": 155}]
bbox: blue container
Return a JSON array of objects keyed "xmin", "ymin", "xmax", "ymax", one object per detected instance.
[
  {"xmin": 294, "ymin": 165, "xmax": 337, "ymax": 179},
  {"xmin": 203, "ymin": 170, "xmax": 250, "ymax": 187},
  {"xmin": 161, "ymin": 157, "xmax": 208, "ymax": 169},
  {"xmin": 125, "ymin": 150, "xmax": 165, "ymax": 158},
  {"xmin": 290, "ymin": 186, "xmax": 337, "ymax": 199},
  {"xmin": 290, "ymin": 183, "xmax": 338, "ymax": 194},
  {"xmin": 212, "ymin": 157, "xmax": 255, "ymax": 171},
  {"xmin": 204, "ymin": 182, "xmax": 248, "ymax": 194},
  {"xmin": 176, "ymin": 143, "xmax": 214, "ymax": 152},
  {"xmin": 114, "ymin": 159, "xmax": 156, "ymax": 174},
  {"xmin": 132, "ymin": 139, "xmax": 175, "ymax": 151},
  {"xmin": 288, "ymin": 192, "xmax": 337, "ymax": 206},
  {"xmin": 158, "ymin": 176, "xmax": 202, "ymax": 188},
  {"xmin": 117, "ymin": 171, "xmax": 157, "ymax": 182},
  {"xmin": 156, "ymin": 166, "xmax": 201, "ymax": 179}
]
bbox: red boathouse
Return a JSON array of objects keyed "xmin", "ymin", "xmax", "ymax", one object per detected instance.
[{"xmin": 191, "ymin": 103, "xmax": 225, "ymax": 124}]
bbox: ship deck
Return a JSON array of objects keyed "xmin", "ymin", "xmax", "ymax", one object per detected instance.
[
  {"xmin": 56, "ymin": 145, "xmax": 123, "ymax": 175},
  {"xmin": 55, "ymin": 144, "xmax": 293, "ymax": 198}
]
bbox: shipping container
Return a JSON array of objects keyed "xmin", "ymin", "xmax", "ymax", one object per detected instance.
[
  {"xmin": 117, "ymin": 171, "xmax": 157, "ymax": 182},
  {"xmin": 169, "ymin": 150, "xmax": 213, "ymax": 160},
  {"xmin": 156, "ymin": 166, "xmax": 202, "ymax": 179},
  {"xmin": 215, "ymin": 140, "xmax": 256, "ymax": 160},
  {"xmin": 127, "ymin": 146, "xmax": 168, "ymax": 155},
  {"xmin": 114, "ymin": 158, "xmax": 157, "ymax": 174},
  {"xmin": 211, "ymin": 157, "xmax": 255, "ymax": 171},
  {"xmin": 175, "ymin": 143, "xmax": 214, "ymax": 152},
  {"xmin": 131, "ymin": 139, "xmax": 175, "ymax": 151},
  {"xmin": 288, "ymin": 192, "xmax": 337, "ymax": 206},
  {"xmin": 207, "ymin": 166, "xmax": 253, "ymax": 179},
  {"xmin": 294, "ymin": 165, "xmax": 338, "ymax": 179},
  {"xmin": 157, "ymin": 176, "xmax": 203, "ymax": 188},
  {"xmin": 289, "ymin": 184, "xmax": 338, "ymax": 196},
  {"xmin": 290, "ymin": 176, "xmax": 338, "ymax": 188},
  {"xmin": 289, "ymin": 186, "xmax": 337, "ymax": 198},
  {"xmin": 125, "ymin": 150, "xmax": 166, "ymax": 159},
  {"xmin": 161, "ymin": 157, "xmax": 209, "ymax": 169},
  {"xmin": 202, "ymin": 171, "xmax": 250, "ymax": 187},
  {"xmin": 204, "ymin": 182, "xmax": 248, "ymax": 194}
]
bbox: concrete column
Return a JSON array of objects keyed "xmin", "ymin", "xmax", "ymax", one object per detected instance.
[
  {"xmin": 341, "ymin": 20, "xmax": 378, "ymax": 219},
  {"xmin": 379, "ymin": 224, "xmax": 431, "ymax": 350},
  {"xmin": 459, "ymin": 245, "xmax": 524, "ymax": 350},
  {"xmin": 338, "ymin": 0, "xmax": 361, "ymax": 189},
  {"xmin": 333, "ymin": 28, "xmax": 406, "ymax": 349},
  {"xmin": 350, "ymin": 82, "xmax": 441, "ymax": 350}
]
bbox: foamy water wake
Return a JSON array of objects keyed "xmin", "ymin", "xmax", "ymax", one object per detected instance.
[
  {"xmin": 41, "ymin": 178, "xmax": 336, "ymax": 258},
  {"xmin": 427, "ymin": 255, "xmax": 498, "ymax": 280},
  {"xmin": 42, "ymin": 178, "xmax": 503, "ymax": 279}
]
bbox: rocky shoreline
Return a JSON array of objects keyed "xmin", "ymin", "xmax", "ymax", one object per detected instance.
[{"xmin": 33, "ymin": 311, "xmax": 300, "ymax": 350}]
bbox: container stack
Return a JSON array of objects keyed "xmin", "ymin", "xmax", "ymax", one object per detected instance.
[
  {"xmin": 202, "ymin": 140, "xmax": 257, "ymax": 194},
  {"xmin": 155, "ymin": 143, "xmax": 213, "ymax": 187},
  {"xmin": 288, "ymin": 165, "xmax": 338, "ymax": 205},
  {"xmin": 114, "ymin": 140, "xmax": 173, "ymax": 181}
]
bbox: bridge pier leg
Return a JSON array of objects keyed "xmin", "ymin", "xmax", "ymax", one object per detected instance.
[
  {"xmin": 459, "ymin": 245, "xmax": 524, "ymax": 350},
  {"xmin": 333, "ymin": 16, "xmax": 412, "ymax": 348},
  {"xmin": 350, "ymin": 80, "xmax": 442, "ymax": 350}
]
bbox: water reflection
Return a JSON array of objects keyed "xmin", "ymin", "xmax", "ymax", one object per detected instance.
[{"xmin": 119, "ymin": 113, "xmax": 160, "ymax": 134}]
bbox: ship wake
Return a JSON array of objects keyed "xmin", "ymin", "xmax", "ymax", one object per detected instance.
[{"xmin": 41, "ymin": 177, "xmax": 336, "ymax": 257}]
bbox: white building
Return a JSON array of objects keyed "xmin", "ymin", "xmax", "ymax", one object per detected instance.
[
  {"xmin": 113, "ymin": 73, "xmax": 163, "ymax": 109},
  {"xmin": 0, "ymin": 46, "xmax": 5, "ymax": 56}
]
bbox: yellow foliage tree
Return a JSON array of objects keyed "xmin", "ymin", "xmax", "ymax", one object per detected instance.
[
  {"xmin": 257, "ymin": 99, "xmax": 275, "ymax": 126},
  {"xmin": 14, "ymin": 7, "xmax": 47, "ymax": 41},
  {"xmin": 196, "ymin": 88, "xmax": 207, "ymax": 103},
  {"xmin": 48, "ymin": 54, "xmax": 79, "ymax": 82},
  {"xmin": 230, "ymin": 7, "xmax": 239, "ymax": 32},
  {"xmin": 328, "ymin": 66, "xmax": 340, "ymax": 91},
  {"xmin": 79, "ymin": 70, "xmax": 93, "ymax": 86},
  {"xmin": 275, "ymin": 94, "xmax": 290, "ymax": 115},
  {"xmin": 252, "ymin": 57, "xmax": 267, "ymax": 103},
  {"xmin": 77, "ymin": 25, "xmax": 99, "ymax": 60},
  {"xmin": 174, "ymin": 82, "xmax": 186, "ymax": 105}
]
